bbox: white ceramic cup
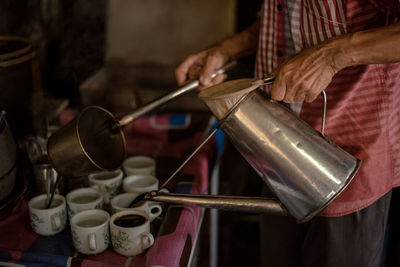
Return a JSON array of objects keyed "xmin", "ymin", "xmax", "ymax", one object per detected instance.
[
  {"xmin": 123, "ymin": 175, "xmax": 159, "ymax": 194},
  {"xmin": 28, "ymin": 194, "xmax": 67, "ymax": 236},
  {"xmin": 88, "ymin": 169, "xmax": 123, "ymax": 204},
  {"xmin": 123, "ymin": 156, "xmax": 156, "ymax": 176},
  {"xmin": 110, "ymin": 210, "xmax": 154, "ymax": 256},
  {"xmin": 70, "ymin": 209, "xmax": 110, "ymax": 255},
  {"xmin": 110, "ymin": 193, "xmax": 162, "ymax": 221},
  {"xmin": 66, "ymin": 187, "xmax": 104, "ymax": 218}
]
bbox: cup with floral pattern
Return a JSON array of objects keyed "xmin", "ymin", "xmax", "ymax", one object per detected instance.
[
  {"xmin": 28, "ymin": 194, "xmax": 67, "ymax": 236},
  {"xmin": 66, "ymin": 187, "xmax": 104, "ymax": 218},
  {"xmin": 88, "ymin": 169, "xmax": 123, "ymax": 204},
  {"xmin": 110, "ymin": 210, "xmax": 154, "ymax": 256},
  {"xmin": 70, "ymin": 209, "xmax": 110, "ymax": 255}
]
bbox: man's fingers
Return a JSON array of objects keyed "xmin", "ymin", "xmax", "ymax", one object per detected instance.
[
  {"xmin": 197, "ymin": 74, "xmax": 227, "ymax": 91},
  {"xmin": 305, "ymin": 92, "xmax": 319, "ymax": 103},
  {"xmin": 293, "ymin": 90, "xmax": 306, "ymax": 103},
  {"xmin": 175, "ymin": 55, "xmax": 202, "ymax": 85},
  {"xmin": 270, "ymin": 75, "xmax": 286, "ymax": 101},
  {"xmin": 199, "ymin": 56, "xmax": 224, "ymax": 86},
  {"xmin": 208, "ymin": 73, "xmax": 227, "ymax": 87}
]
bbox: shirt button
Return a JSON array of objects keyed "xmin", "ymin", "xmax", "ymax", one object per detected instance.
[
  {"xmin": 277, "ymin": 50, "xmax": 283, "ymax": 57},
  {"xmin": 277, "ymin": 3, "xmax": 283, "ymax": 11}
]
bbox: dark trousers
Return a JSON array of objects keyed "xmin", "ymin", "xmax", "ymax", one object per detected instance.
[{"xmin": 260, "ymin": 190, "xmax": 392, "ymax": 267}]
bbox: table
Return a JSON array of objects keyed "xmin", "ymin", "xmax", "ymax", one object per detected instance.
[{"xmin": 0, "ymin": 111, "xmax": 219, "ymax": 267}]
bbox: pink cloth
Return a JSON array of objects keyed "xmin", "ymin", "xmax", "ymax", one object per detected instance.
[{"xmin": 0, "ymin": 112, "xmax": 216, "ymax": 267}]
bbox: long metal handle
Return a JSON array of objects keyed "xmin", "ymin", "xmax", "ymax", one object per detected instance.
[
  {"xmin": 145, "ymin": 191, "xmax": 288, "ymax": 215},
  {"xmin": 118, "ymin": 61, "xmax": 238, "ymax": 127},
  {"xmin": 161, "ymin": 127, "xmax": 218, "ymax": 188}
]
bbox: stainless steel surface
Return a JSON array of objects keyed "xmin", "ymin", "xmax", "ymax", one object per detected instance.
[
  {"xmin": 47, "ymin": 106, "xmax": 126, "ymax": 177},
  {"xmin": 321, "ymin": 90, "xmax": 327, "ymax": 136},
  {"xmin": 160, "ymin": 127, "xmax": 219, "ymax": 189},
  {"xmin": 219, "ymin": 89, "xmax": 361, "ymax": 222},
  {"xmin": 0, "ymin": 111, "xmax": 17, "ymax": 203},
  {"xmin": 261, "ymin": 76, "xmax": 276, "ymax": 85},
  {"xmin": 33, "ymin": 163, "xmax": 63, "ymax": 196},
  {"xmin": 145, "ymin": 191, "xmax": 288, "ymax": 215},
  {"xmin": 118, "ymin": 61, "xmax": 237, "ymax": 127}
]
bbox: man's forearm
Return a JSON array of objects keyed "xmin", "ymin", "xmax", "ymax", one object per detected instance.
[
  {"xmin": 330, "ymin": 22, "xmax": 400, "ymax": 70},
  {"xmin": 218, "ymin": 19, "xmax": 260, "ymax": 60}
]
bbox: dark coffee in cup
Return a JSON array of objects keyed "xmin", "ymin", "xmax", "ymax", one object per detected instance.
[{"xmin": 114, "ymin": 214, "xmax": 146, "ymax": 227}]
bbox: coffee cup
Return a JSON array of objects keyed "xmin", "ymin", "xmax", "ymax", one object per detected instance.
[
  {"xmin": 66, "ymin": 187, "xmax": 104, "ymax": 217},
  {"xmin": 110, "ymin": 193, "xmax": 162, "ymax": 221},
  {"xmin": 88, "ymin": 169, "xmax": 123, "ymax": 204},
  {"xmin": 123, "ymin": 156, "xmax": 156, "ymax": 176},
  {"xmin": 28, "ymin": 194, "xmax": 67, "ymax": 236},
  {"xmin": 70, "ymin": 209, "xmax": 110, "ymax": 255},
  {"xmin": 123, "ymin": 175, "xmax": 159, "ymax": 194},
  {"xmin": 110, "ymin": 210, "xmax": 154, "ymax": 256}
]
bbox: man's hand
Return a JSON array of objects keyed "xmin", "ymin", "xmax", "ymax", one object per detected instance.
[
  {"xmin": 174, "ymin": 45, "xmax": 229, "ymax": 90},
  {"xmin": 270, "ymin": 42, "xmax": 342, "ymax": 103},
  {"xmin": 271, "ymin": 22, "xmax": 400, "ymax": 103},
  {"xmin": 175, "ymin": 20, "xmax": 260, "ymax": 91}
]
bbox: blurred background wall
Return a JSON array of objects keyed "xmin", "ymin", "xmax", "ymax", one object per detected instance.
[{"xmin": 0, "ymin": 0, "xmax": 260, "ymax": 105}]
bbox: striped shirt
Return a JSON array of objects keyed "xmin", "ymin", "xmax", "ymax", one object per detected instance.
[{"xmin": 255, "ymin": 0, "xmax": 400, "ymax": 216}]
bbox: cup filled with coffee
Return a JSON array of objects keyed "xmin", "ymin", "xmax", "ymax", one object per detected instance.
[
  {"xmin": 28, "ymin": 194, "xmax": 67, "ymax": 236},
  {"xmin": 123, "ymin": 155, "xmax": 156, "ymax": 176},
  {"xmin": 66, "ymin": 187, "xmax": 104, "ymax": 217},
  {"xmin": 110, "ymin": 192, "xmax": 162, "ymax": 221},
  {"xmin": 88, "ymin": 169, "xmax": 123, "ymax": 204},
  {"xmin": 123, "ymin": 175, "xmax": 159, "ymax": 194},
  {"xmin": 70, "ymin": 209, "xmax": 110, "ymax": 255},
  {"xmin": 110, "ymin": 210, "xmax": 154, "ymax": 256}
]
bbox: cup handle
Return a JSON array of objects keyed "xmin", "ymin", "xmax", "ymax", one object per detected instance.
[
  {"xmin": 147, "ymin": 204, "xmax": 162, "ymax": 221},
  {"xmin": 140, "ymin": 232, "xmax": 154, "ymax": 250},
  {"xmin": 51, "ymin": 214, "xmax": 61, "ymax": 231},
  {"xmin": 89, "ymin": 233, "xmax": 97, "ymax": 251}
]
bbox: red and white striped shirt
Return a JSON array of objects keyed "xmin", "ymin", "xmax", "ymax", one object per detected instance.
[{"xmin": 255, "ymin": 0, "xmax": 400, "ymax": 216}]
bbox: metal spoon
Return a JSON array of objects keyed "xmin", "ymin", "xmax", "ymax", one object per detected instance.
[{"xmin": 46, "ymin": 172, "xmax": 61, "ymax": 209}]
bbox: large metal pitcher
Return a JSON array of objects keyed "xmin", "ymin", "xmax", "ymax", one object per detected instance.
[{"xmin": 218, "ymin": 88, "xmax": 361, "ymax": 222}]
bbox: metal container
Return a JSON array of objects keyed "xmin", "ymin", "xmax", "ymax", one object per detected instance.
[
  {"xmin": 33, "ymin": 164, "xmax": 64, "ymax": 196},
  {"xmin": 0, "ymin": 111, "xmax": 17, "ymax": 203},
  {"xmin": 47, "ymin": 106, "xmax": 126, "ymax": 177},
  {"xmin": 0, "ymin": 36, "xmax": 44, "ymax": 144},
  {"xmin": 219, "ymin": 89, "xmax": 361, "ymax": 222}
]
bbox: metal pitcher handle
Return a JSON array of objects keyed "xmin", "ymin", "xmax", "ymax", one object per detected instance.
[
  {"xmin": 321, "ymin": 90, "xmax": 327, "ymax": 136},
  {"xmin": 262, "ymin": 76, "xmax": 327, "ymax": 137}
]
